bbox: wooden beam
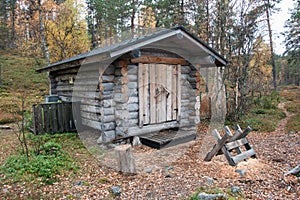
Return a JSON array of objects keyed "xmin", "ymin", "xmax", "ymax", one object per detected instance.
[
  {"xmin": 224, "ymin": 125, "xmax": 243, "ymax": 155},
  {"xmin": 128, "ymin": 121, "xmax": 179, "ymax": 137},
  {"xmin": 232, "ymin": 149, "xmax": 256, "ymax": 164},
  {"xmin": 204, "ymin": 129, "xmax": 230, "ymax": 161},
  {"xmin": 225, "ymin": 137, "xmax": 249, "ymax": 151},
  {"xmin": 237, "ymin": 126, "xmax": 253, "ymax": 140},
  {"xmin": 130, "ymin": 56, "xmax": 187, "ymax": 65},
  {"xmin": 212, "ymin": 129, "xmax": 235, "ymax": 166},
  {"xmin": 228, "ymin": 124, "xmax": 243, "ymax": 142}
]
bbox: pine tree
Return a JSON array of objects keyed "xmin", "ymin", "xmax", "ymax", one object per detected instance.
[{"xmin": 283, "ymin": 0, "xmax": 300, "ymax": 85}]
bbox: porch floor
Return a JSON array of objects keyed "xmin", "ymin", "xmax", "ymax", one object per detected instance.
[{"xmin": 140, "ymin": 129, "xmax": 196, "ymax": 149}]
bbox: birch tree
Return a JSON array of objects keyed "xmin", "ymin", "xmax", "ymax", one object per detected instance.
[{"xmin": 44, "ymin": 0, "xmax": 90, "ymax": 63}]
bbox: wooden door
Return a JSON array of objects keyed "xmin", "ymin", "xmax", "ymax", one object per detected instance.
[{"xmin": 138, "ymin": 63, "xmax": 181, "ymax": 127}]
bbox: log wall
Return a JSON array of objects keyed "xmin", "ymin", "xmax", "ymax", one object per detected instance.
[{"xmin": 48, "ymin": 50, "xmax": 201, "ymax": 141}]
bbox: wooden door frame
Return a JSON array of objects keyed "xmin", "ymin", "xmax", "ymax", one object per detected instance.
[{"xmin": 138, "ymin": 63, "xmax": 181, "ymax": 127}]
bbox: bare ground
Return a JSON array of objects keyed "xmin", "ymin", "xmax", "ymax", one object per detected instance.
[{"xmin": 0, "ymin": 102, "xmax": 299, "ymax": 199}]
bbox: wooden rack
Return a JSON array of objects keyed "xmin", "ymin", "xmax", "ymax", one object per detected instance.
[{"xmin": 204, "ymin": 125, "xmax": 257, "ymax": 166}]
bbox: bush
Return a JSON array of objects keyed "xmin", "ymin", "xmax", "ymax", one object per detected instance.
[
  {"xmin": 1, "ymin": 134, "xmax": 78, "ymax": 184},
  {"xmin": 43, "ymin": 141, "xmax": 62, "ymax": 156},
  {"xmin": 234, "ymin": 92, "xmax": 285, "ymax": 132},
  {"xmin": 1, "ymin": 151, "xmax": 76, "ymax": 184},
  {"xmin": 243, "ymin": 118, "xmax": 276, "ymax": 132}
]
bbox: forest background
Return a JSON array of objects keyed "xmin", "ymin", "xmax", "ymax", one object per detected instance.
[{"xmin": 0, "ymin": 0, "xmax": 299, "ymax": 120}]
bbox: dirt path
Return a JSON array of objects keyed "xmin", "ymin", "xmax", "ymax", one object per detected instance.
[{"xmin": 276, "ymin": 102, "xmax": 295, "ymax": 133}]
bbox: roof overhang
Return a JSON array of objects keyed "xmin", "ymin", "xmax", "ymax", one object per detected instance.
[{"xmin": 37, "ymin": 26, "xmax": 227, "ymax": 73}]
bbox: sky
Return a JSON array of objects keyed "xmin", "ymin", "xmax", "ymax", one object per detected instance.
[{"xmin": 270, "ymin": 0, "xmax": 294, "ymax": 55}]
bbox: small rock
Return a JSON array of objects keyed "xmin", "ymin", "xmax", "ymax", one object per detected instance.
[
  {"xmin": 166, "ymin": 166, "xmax": 174, "ymax": 171},
  {"xmin": 146, "ymin": 192, "xmax": 153, "ymax": 198},
  {"xmin": 165, "ymin": 174, "xmax": 175, "ymax": 178},
  {"xmin": 74, "ymin": 181, "xmax": 84, "ymax": 186},
  {"xmin": 197, "ymin": 192, "xmax": 227, "ymax": 200},
  {"xmin": 107, "ymin": 143, "xmax": 117, "ymax": 149},
  {"xmin": 111, "ymin": 186, "xmax": 122, "ymax": 195},
  {"xmin": 205, "ymin": 177, "xmax": 214, "ymax": 185},
  {"xmin": 145, "ymin": 168, "xmax": 152, "ymax": 173},
  {"xmin": 235, "ymin": 169, "xmax": 246, "ymax": 177},
  {"xmin": 132, "ymin": 136, "xmax": 141, "ymax": 146},
  {"xmin": 231, "ymin": 186, "xmax": 241, "ymax": 194},
  {"xmin": 3, "ymin": 188, "xmax": 9, "ymax": 193},
  {"xmin": 289, "ymin": 130, "xmax": 296, "ymax": 135}
]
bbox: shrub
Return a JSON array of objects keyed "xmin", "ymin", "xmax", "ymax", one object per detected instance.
[
  {"xmin": 0, "ymin": 134, "xmax": 78, "ymax": 184},
  {"xmin": 1, "ymin": 151, "xmax": 76, "ymax": 184},
  {"xmin": 43, "ymin": 141, "xmax": 62, "ymax": 156}
]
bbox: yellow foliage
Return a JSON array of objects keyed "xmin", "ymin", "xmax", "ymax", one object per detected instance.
[
  {"xmin": 44, "ymin": 0, "xmax": 90, "ymax": 63},
  {"xmin": 139, "ymin": 6, "xmax": 156, "ymax": 28},
  {"xmin": 249, "ymin": 35, "xmax": 273, "ymax": 93}
]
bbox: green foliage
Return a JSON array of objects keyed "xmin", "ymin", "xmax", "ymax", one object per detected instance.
[
  {"xmin": 1, "ymin": 150, "xmax": 76, "ymax": 184},
  {"xmin": 0, "ymin": 133, "xmax": 79, "ymax": 185},
  {"xmin": 285, "ymin": 101, "xmax": 300, "ymax": 113},
  {"xmin": 253, "ymin": 91, "xmax": 281, "ymax": 109},
  {"xmin": 43, "ymin": 141, "xmax": 62, "ymax": 156},
  {"xmin": 230, "ymin": 93, "xmax": 285, "ymax": 132},
  {"xmin": 283, "ymin": 0, "xmax": 300, "ymax": 85},
  {"xmin": 286, "ymin": 114, "xmax": 300, "ymax": 133},
  {"xmin": 45, "ymin": 0, "xmax": 90, "ymax": 63},
  {"xmin": 189, "ymin": 187, "xmax": 244, "ymax": 200},
  {"xmin": 241, "ymin": 117, "xmax": 276, "ymax": 132},
  {"xmin": 0, "ymin": 51, "xmax": 48, "ymax": 118},
  {"xmin": 285, "ymin": 96, "xmax": 300, "ymax": 133}
]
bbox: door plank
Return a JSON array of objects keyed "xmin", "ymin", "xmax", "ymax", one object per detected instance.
[
  {"xmin": 143, "ymin": 64, "xmax": 150, "ymax": 124},
  {"xmin": 149, "ymin": 64, "xmax": 156, "ymax": 124},
  {"xmin": 166, "ymin": 65, "xmax": 173, "ymax": 121},
  {"xmin": 177, "ymin": 65, "xmax": 181, "ymax": 121},
  {"xmin": 172, "ymin": 65, "xmax": 178, "ymax": 120},
  {"xmin": 138, "ymin": 64, "xmax": 144, "ymax": 127},
  {"xmin": 156, "ymin": 64, "xmax": 162, "ymax": 123},
  {"xmin": 160, "ymin": 64, "xmax": 167, "ymax": 122}
]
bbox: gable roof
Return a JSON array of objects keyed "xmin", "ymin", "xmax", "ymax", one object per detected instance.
[{"xmin": 37, "ymin": 26, "xmax": 227, "ymax": 73}]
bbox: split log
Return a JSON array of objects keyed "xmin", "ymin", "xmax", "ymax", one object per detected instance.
[{"xmin": 115, "ymin": 144, "xmax": 136, "ymax": 174}]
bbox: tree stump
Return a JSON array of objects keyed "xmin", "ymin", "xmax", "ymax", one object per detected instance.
[{"xmin": 114, "ymin": 144, "xmax": 136, "ymax": 174}]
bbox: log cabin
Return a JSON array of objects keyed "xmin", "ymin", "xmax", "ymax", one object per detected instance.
[{"xmin": 37, "ymin": 26, "xmax": 227, "ymax": 143}]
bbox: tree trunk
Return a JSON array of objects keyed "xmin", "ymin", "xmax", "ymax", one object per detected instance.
[
  {"xmin": 9, "ymin": 1, "xmax": 16, "ymax": 48},
  {"xmin": 130, "ymin": 0, "xmax": 136, "ymax": 36},
  {"xmin": 265, "ymin": 0, "xmax": 277, "ymax": 91},
  {"xmin": 115, "ymin": 144, "xmax": 136, "ymax": 174},
  {"xmin": 38, "ymin": 0, "xmax": 50, "ymax": 64}
]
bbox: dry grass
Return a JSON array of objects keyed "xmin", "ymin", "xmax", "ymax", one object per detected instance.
[{"xmin": 280, "ymin": 85, "xmax": 300, "ymax": 133}]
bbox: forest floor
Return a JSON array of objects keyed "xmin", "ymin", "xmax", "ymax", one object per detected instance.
[{"xmin": 0, "ymin": 88, "xmax": 299, "ymax": 199}]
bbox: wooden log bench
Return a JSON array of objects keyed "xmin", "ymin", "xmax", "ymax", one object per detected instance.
[{"xmin": 204, "ymin": 125, "xmax": 257, "ymax": 166}]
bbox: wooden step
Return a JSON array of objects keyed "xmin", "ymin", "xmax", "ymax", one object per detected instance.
[{"xmin": 140, "ymin": 130, "xmax": 196, "ymax": 149}]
